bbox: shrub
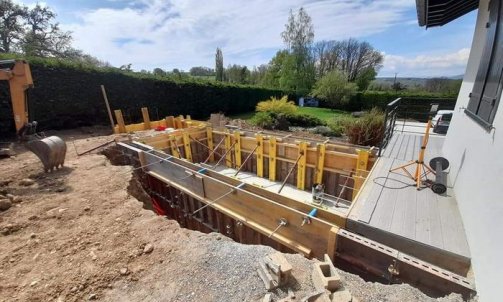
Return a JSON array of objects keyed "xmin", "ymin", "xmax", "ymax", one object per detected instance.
[
  {"xmin": 251, "ymin": 112, "xmax": 290, "ymax": 130},
  {"xmin": 327, "ymin": 117, "xmax": 351, "ymax": 137},
  {"xmin": 344, "ymin": 108, "xmax": 385, "ymax": 146},
  {"xmin": 256, "ymin": 95, "xmax": 298, "ymax": 115},
  {"xmin": 285, "ymin": 113, "xmax": 325, "ymax": 127}
]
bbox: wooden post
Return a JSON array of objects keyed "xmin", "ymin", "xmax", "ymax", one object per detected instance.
[
  {"xmin": 141, "ymin": 107, "xmax": 151, "ymax": 130},
  {"xmin": 269, "ymin": 136, "xmax": 277, "ymax": 181},
  {"xmin": 297, "ymin": 141, "xmax": 307, "ymax": 190},
  {"xmin": 256, "ymin": 134, "xmax": 264, "ymax": 177},
  {"xmin": 174, "ymin": 116, "xmax": 182, "ymax": 129},
  {"xmin": 114, "ymin": 109, "xmax": 126, "ymax": 133},
  {"xmin": 100, "ymin": 85, "xmax": 115, "ymax": 132},
  {"xmin": 315, "ymin": 143, "xmax": 326, "ymax": 184},
  {"xmin": 224, "ymin": 131, "xmax": 232, "ymax": 168},
  {"xmin": 166, "ymin": 116, "xmax": 175, "ymax": 128},
  {"xmin": 327, "ymin": 226, "xmax": 339, "ymax": 262},
  {"xmin": 353, "ymin": 149, "xmax": 370, "ymax": 200},
  {"xmin": 182, "ymin": 132, "xmax": 193, "ymax": 162},
  {"xmin": 186, "ymin": 115, "xmax": 192, "ymax": 120},
  {"xmin": 206, "ymin": 127, "xmax": 215, "ymax": 162},
  {"xmin": 234, "ymin": 131, "xmax": 242, "ymax": 168}
]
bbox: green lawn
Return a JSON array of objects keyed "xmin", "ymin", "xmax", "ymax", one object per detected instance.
[
  {"xmin": 229, "ymin": 107, "xmax": 351, "ymax": 123},
  {"xmin": 296, "ymin": 107, "xmax": 351, "ymax": 122}
]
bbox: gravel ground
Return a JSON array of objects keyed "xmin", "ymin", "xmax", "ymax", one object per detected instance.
[{"xmin": 0, "ymin": 130, "xmax": 473, "ymax": 302}]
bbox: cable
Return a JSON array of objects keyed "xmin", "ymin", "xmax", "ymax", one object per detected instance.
[{"xmin": 372, "ymin": 176, "xmax": 416, "ymax": 190}]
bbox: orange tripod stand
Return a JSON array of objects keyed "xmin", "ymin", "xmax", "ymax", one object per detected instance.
[{"xmin": 389, "ymin": 118, "xmax": 436, "ymax": 190}]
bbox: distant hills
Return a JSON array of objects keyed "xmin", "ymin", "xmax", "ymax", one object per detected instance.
[{"xmin": 373, "ymin": 76, "xmax": 463, "ymax": 88}]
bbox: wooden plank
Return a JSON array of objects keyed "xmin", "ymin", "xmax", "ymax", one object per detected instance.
[
  {"xmin": 166, "ymin": 116, "xmax": 175, "ymax": 128},
  {"xmin": 256, "ymin": 134, "xmax": 264, "ymax": 177},
  {"xmin": 437, "ymin": 193, "xmax": 470, "ymax": 257},
  {"xmin": 327, "ymin": 226, "xmax": 339, "ymax": 261},
  {"xmin": 355, "ymin": 158, "xmax": 396, "ymax": 224},
  {"xmin": 388, "ymin": 133, "xmax": 405, "ymax": 159},
  {"xmin": 296, "ymin": 142, "xmax": 307, "ymax": 190},
  {"xmin": 315, "ymin": 143, "xmax": 326, "ymax": 184},
  {"xmin": 353, "ymin": 149, "xmax": 370, "ymax": 200},
  {"xmin": 397, "ymin": 134, "xmax": 410, "ymax": 161},
  {"xmin": 383, "ymin": 132, "xmax": 399, "ymax": 158},
  {"xmin": 170, "ymin": 136, "xmax": 181, "ymax": 158},
  {"xmin": 114, "ymin": 110, "xmax": 126, "ymax": 133},
  {"xmin": 141, "ymin": 107, "xmax": 151, "ymax": 130},
  {"xmin": 234, "ymin": 131, "xmax": 242, "ymax": 168},
  {"xmin": 269, "ymin": 137, "xmax": 277, "ymax": 181}
]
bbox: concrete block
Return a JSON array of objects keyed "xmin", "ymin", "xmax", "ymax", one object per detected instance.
[
  {"xmin": 269, "ymin": 252, "xmax": 292, "ymax": 276},
  {"xmin": 262, "ymin": 293, "xmax": 272, "ymax": 302},
  {"xmin": 312, "ymin": 255, "xmax": 342, "ymax": 293},
  {"xmin": 330, "ymin": 290, "xmax": 352, "ymax": 302}
]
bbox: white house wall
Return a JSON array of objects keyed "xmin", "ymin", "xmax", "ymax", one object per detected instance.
[{"xmin": 443, "ymin": 0, "xmax": 503, "ymax": 301}]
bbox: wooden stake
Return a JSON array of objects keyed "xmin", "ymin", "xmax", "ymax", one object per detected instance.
[
  {"xmin": 114, "ymin": 109, "xmax": 126, "ymax": 133},
  {"xmin": 315, "ymin": 143, "xmax": 326, "ymax": 184},
  {"xmin": 100, "ymin": 85, "xmax": 115, "ymax": 132},
  {"xmin": 141, "ymin": 107, "xmax": 151, "ymax": 130},
  {"xmin": 234, "ymin": 131, "xmax": 242, "ymax": 168}
]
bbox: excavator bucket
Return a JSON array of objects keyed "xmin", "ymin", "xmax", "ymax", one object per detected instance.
[{"xmin": 26, "ymin": 136, "xmax": 67, "ymax": 172}]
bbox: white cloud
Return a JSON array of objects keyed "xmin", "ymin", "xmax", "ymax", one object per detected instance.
[
  {"xmin": 62, "ymin": 0, "xmax": 414, "ymax": 71},
  {"xmin": 381, "ymin": 48, "xmax": 471, "ymax": 77}
]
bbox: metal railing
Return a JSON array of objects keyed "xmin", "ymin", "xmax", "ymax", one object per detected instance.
[{"xmin": 379, "ymin": 98, "xmax": 401, "ymax": 156}]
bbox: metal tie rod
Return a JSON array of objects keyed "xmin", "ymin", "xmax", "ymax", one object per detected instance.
[
  {"xmin": 234, "ymin": 143, "xmax": 260, "ymax": 177},
  {"xmin": 192, "ymin": 182, "xmax": 245, "ymax": 215},
  {"xmin": 268, "ymin": 218, "xmax": 288, "ymax": 238}
]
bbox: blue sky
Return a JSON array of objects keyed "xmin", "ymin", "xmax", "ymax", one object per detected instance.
[{"xmin": 19, "ymin": 0, "xmax": 477, "ymax": 77}]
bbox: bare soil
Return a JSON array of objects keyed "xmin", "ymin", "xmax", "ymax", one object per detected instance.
[{"xmin": 0, "ymin": 130, "xmax": 468, "ymax": 301}]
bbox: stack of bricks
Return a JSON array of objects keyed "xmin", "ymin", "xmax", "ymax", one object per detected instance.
[{"xmin": 258, "ymin": 252, "xmax": 293, "ymax": 291}]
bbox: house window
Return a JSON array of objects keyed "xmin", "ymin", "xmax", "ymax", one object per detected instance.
[{"xmin": 466, "ymin": 0, "xmax": 503, "ymax": 129}]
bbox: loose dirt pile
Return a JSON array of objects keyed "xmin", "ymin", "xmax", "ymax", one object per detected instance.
[{"xmin": 0, "ymin": 132, "xmax": 467, "ymax": 301}]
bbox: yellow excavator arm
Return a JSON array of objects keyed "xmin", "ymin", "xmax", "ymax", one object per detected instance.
[
  {"xmin": 0, "ymin": 60, "xmax": 33, "ymax": 133},
  {"xmin": 0, "ymin": 59, "xmax": 66, "ymax": 172}
]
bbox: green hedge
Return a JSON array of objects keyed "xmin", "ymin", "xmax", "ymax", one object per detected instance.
[{"xmin": 0, "ymin": 55, "xmax": 294, "ymax": 136}]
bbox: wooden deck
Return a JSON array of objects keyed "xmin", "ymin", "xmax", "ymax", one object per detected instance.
[{"xmin": 347, "ymin": 132, "xmax": 471, "ymax": 276}]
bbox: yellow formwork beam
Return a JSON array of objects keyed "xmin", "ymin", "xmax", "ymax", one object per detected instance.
[
  {"xmin": 206, "ymin": 127, "xmax": 215, "ymax": 162},
  {"xmin": 268, "ymin": 136, "xmax": 277, "ymax": 181},
  {"xmin": 297, "ymin": 141, "xmax": 308, "ymax": 190},
  {"xmin": 234, "ymin": 131, "xmax": 242, "ymax": 168},
  {"xmin": 114, "ymin": 110, "xmax": 126, "ymax": 133},
  {"xmin": 352, "ymin": 149, "xmax": 370, "ymax": 200},
  {"xmin": 224, "ymin": 131, "xmax": 233, "ymax": 168},
  {"xmin": 166, "ymin": 116, "xmax": 175, "ymax": 128},
  {"xmin": 256, "ymin": 134, "xmax": 264, "ymax": 177},
  {"xmin": 141, "ymin": 107, "xmax": 151, "ymax": 130},
  {"xmin": 174, "ymin": 116, "xmax": 182, "ymax": 129},
  {"xmin": 170, "ymin": 136, "xmax": 181, "ymax": 158},
  {"xmin": 315, "ymin": 143, "xmax": 326, "ymax": 185},
  {"xmin": 182, "ymin": 132, "xmax": 193, "ymax": 162}
]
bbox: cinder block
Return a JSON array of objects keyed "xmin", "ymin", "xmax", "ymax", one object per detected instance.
[
  {"xmin": 330, "ymin": 290, "xmax": 352, "ymax": 302},
  {"xmin": 269, "ymin": 252, "xmax": 293, "ymax": 276},
  {"xmin": 312, "ymin": 255, "xmax": 342, "ymax": 293}
]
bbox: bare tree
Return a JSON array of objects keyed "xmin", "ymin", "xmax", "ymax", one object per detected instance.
[{"xmin": 313, "ymin": 39, "xmax": 383, "ymax": 82}]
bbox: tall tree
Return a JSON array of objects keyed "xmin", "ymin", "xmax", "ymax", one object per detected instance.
[
  {"xmin": 280, "ymin": 7, "xmax": 316, "ymax": 95},
  {"xmin": 215, "ymin": 47, "xmax": 224, "ymax": 81},
  {"xmin": 21, "ymin": 3, "xmax": 74, "ymax": 57},
  {"xmin": 225, "ymin": 64, "xmax": 250, "ymax": 84},
  {"xmin": 0, "ymin": 0, "xmax": 26, "ymax": 53}
]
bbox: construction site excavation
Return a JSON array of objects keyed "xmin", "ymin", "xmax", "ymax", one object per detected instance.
[{"xmin": 87, "ymin": 109, "xmax": 474, "ymax": 301}]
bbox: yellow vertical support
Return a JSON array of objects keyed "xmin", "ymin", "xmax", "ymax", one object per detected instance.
[
  {"xmin": 353, "ymin": 149, "xmax": 370, "ymax": 200},
  {"xmin": 268, "ymin": 136, "xmax": 277, "ymax": 181},
  {"xmin": 186, "ymin": 115, "xmax": 192, "ymax": 120},
  {"xmin": 224, "ymin": 131, "xmax": 232, "ymax": 168},
  {"xmin": 141, "ymin": 107, "xmax": 151, "ymax": 130},
  {"xmin": 315, "ymin": 143, "xmax": 326, "ymax": 184},
  {"xmin": 206, "ymin": 127, "xmax": 215, "ymax": 162},
  {"xmin": 182, "ymin": 132, "xmax": 193, "ymax": 162},
  {"xmin": 114, "ymin": 110, "xmax": 126, "ymax": 133},
  {"xmin": 170, "ymin": 136, "xmax": 181, "ymax": 158},
  {"xmin": 297, "ymin": 141, "xmax": 307, "ymax": 190},
  {"xmin": 234, "ymin": 131, "xmax": 242, "ymax": 168},
  {"xmin": 256, "ymin": 134, "xmax": 264, "ymax": 177}
]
